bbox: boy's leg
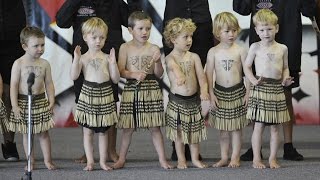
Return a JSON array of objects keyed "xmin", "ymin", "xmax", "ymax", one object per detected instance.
[
  {"xmin": 229, "ymin": 130, "xmax": 241, "ymax": 168},
  {"xmin": 98, "ymin": 131, "xmax": 112, "ymax": 171},
  {"xmin": 38, "ymin": 131, "xmax": 56, "ymax": 170},
  {"xmin": 23, "ymin": 134, "xmax": 35, "ymax": 171},
  {"xmin": 83, "ymin": 127, "xmax": 95, "ymax": 171},
  {"xmin": 282, "ymin": 89, "xmax": 303, "ymax": 161},
  {"xmin": 175, "ymin": 127, "xmax": 187, "ymax": 169},
  {"xmin": 112, "ymin": 128, "xmax": 134, "ymax": 169},
  {"xmin": 189, "ymin": 143, "xmax": 207, "ymax": 168},
  {"xmin": 107, "ymin": 125, "xmax": 119, "ymax": 162},
  {"xmin": 269, "ymin": 124, "xmax": 281, "ymax": 168},
  {"xmin": 252, "ymin": 122, "xmax": 266, "ymax": 169},
  {"xmin": 150, "ymin": 127, "xmax": 173, "ymax": 169},
  {"xmin": 213, "ymin": 130, "xmax": 229, "ymax": 167},
  {"xmin": 74, "ymin": 127, "xmax": 86, "ymax": 164},
  {"xmin": 1, "ymin": 83, "xmax": 19, "ymax": 162}
]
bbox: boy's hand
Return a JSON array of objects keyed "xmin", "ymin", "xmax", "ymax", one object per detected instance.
[
  {"xmin": 253, "ymin": 76, "xmax": 264, "ymax": 86},
  {"xmin": 48, "ymin": 103, "xmax": 54, "ymax": 114},
  {"xmin": 210, "ymin": 95, "xmax": 219, "ymax": 110},
  {"xmin": 282, "ymin": 77, "xmax": 294, "ymax": 87},
  {"xmin": 74, "ymin": 45, "xmax": 81, "ymax": 60},
  {"xmin": 108, "ymin": 48, "xmax": 116, "ymax": 64},
  {"xmin": 152, "ymin": 51, "xmax": 161, "ymax": 63},
  {"xmin": 200, "ymin": 92, "xmax": 209, "ymax": 101},
  {"xmin": 243, "ymin": 93, "xmax": 249, "ymax": 107},
  {"xmin": 12, "ymin": 106, "xmax": 22, "ymax": 119},
  {"xmin": 135, "ymin": 72, "xmax": 147, "ymax": 81}
]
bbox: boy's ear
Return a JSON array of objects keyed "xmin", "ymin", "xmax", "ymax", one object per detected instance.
[
  {"xmin": 128, "ymin": 27, "xmax": 133, "ymax": 34},
  {"xmin": 275, "ymin": 24, "xmax": 279, "ymax": 33},
  {"xmin": 83, "ymin": 34, "xmax": 87, "ymax": 41},
  {"xmin": 21, "ymin": 43, "xmax": 27, "ymax": 50}
]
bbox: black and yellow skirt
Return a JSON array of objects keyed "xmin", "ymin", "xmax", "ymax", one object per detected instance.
[
  {"xmin": 209, "ymin": 82, "xmax": 250, "ymax": 131},
  {"xmin": 8, "ymin": 93, "xmax": 54, "ymax": 134},
  {"xmin": 75, "ymin": 80, "xmax": 118, "ymax": 129},
  {"xmin": 247, "ymin": 77, "xmax": 290, "ymax": 124},
  {"xmin": 0, "ymin": 99, "xmax": 8, "ymax": 134},
  {"xmin": 165, "ymin": 92, "xmax": 207, "ymax": 144},
  {"xmin": 118, "ymin": 75, "xmax": 165, "ymax": 129}
]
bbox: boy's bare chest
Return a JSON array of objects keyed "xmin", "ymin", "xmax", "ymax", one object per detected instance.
[
  {"xmin": 83, "ymin": 58, "xmax": 108, "ymax": 71},
  {"xmin": 127, "ymin": 54, "xmax": 153, "ymax": 70},
  {"xmin": 21, "ymin": 64, "xmax": 45, "ymax": 79}
]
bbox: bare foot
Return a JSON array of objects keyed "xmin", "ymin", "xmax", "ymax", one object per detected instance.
[
  {"xmin": 100, "ymin": 162, "xmax": 113, "ymax": 171},
  {"xmin": 228, "ymin": 159, "xmax": 240, "ymax": 168},
  {"xmin": 269, "ymin": 159, "xmax": 280, "ymax": 169},
  {"xmin": 45, "ymin": 161, "xmax": 57, "ymax": 170},
  {"xmin": 108, "ymin": 152, "xmax": 119, "ymax": 163},
  {"xmin": 212, "ymin": 159, "xmax": 228, "ymax": 167},
  {"xmin": 252, "ymin": 160, "xmax": 266, "ymax": 169},
  {"xmin": 112, "ymin": 160, "xmax": 125, "ymax": 169},
  {"xmin": 83, "ymin": 163, "xmax": 94, "ymax": 171},
  {"xmin": 75, "ymin": 154, "xmax": 87, "ymax": 164},
  {"xmin": 159, "ymin": 160, "xmax": 174, "ymax": 169},
  {"xmin": 177, "ymin": 161, "xmax": 188, "ymax": 169},
  {"xmin": 192, "ymin": 160, "xmax": 208, "ymax": 168}
]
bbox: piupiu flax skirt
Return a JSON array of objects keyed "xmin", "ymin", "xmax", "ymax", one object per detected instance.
[
  {"xmin": 209, "ymin": 82, "xmax": 250, "ymax": 131},
  {"xmin": 8, "ymin": 93, "xmax": 54, "ymax": 134},
  {"xmin": 247, "ymin": 77, "xmax": 290, "ymax": 124},
  {"xmin": 75, "ymin": 80, "xmax": 118, "ymax": 129},
  {"xmin": 117, "ymin": 74, "xmax": 165, "ymax": 129},
  {"xmin": 0, "ymin": 99, "xmax": 8, "ymax": 134},
  {"xmin": 165, "ymin": 92, "xmax": 207, "ymax": 144}
]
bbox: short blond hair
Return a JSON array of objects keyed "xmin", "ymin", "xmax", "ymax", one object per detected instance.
[
  {"xmin": 81, "ymin": 17, "xmax": 108, "ymax": 36},
  {"xmin": 163, "ymin": 18, "xmax": 196, "ymax": 48},
  {"xmin": 253, "ymin": 9, "xmax": 278, "ymax": 26},
  {"xmin": 128, "ymin": 11, "xmax": 152, "ymax": 28},
  {"xmin": 213, "ymin": 12, "xmax": 241, "ymax": 40},
  {"xmin": 20, "ymin": 26, "xmax": 45, "ymax": 45}
]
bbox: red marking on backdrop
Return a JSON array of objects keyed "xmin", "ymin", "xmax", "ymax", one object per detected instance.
[{"xmin": 37, "ymin": 0, "xmax": 65, "ymax": 22}]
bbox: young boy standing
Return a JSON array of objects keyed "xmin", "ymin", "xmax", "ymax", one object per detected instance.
[{"xmin": 113, "ymin": 11, "xmax": 172, "ymax": 170}]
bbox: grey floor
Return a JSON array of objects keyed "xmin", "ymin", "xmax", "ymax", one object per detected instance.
[{"xmin": 0, "ymin": 125, "xmax": 319, "ymax": 180}]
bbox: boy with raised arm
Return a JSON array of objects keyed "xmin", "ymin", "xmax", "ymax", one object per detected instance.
[
  {"xmin": 163, "ymin": 18, "xmax": 209, "ymax": 169},
  {"xmin": 113, "ymin": 11, "xmax": 172, "ymax": 170},
  {"xmin": 244, "ymin": 9, "xmax": 293, "ymax": 169},
  {"xmin": 8, "ymin": 26, "xmax": 56, "ymax": 170},
  {"xmin": 206, "ymin": 12, "xmax": 250, "ymax": 168},
  {"xmin": 71, "ymin": 17, "xmax": 120, "ymax": 171}
]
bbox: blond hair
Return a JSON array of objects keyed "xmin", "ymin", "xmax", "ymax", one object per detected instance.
[
  {"xmin": 81, "ymin": 17, "xmax": 108, "ymax": 36},
  {"xmin": 163, "ymin": 18, "xmax": 196, "ymax": 48},
  {"xmin": 213, "ymin": 12, "xmax": 241, "ymax": 40},
  {"xmin": 128, "ymin": 11, "xmax": 152, "ymax": 28},
  {"xmin": 20, "ymin": 26, "xmax": 45, "ymax": 45},
  {"xmin": 253, "ymin": 9, "xmax": 278, "ymax": 26}
]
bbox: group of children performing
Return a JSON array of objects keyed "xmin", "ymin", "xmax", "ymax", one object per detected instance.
[{"xmin": 0, "ymin": 9, "xmax": 294, "ymax": 171}]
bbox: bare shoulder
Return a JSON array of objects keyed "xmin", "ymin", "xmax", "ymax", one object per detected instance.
[
  {"xmin": 249, "ymin": 42, "xmax": 260, "ymax": 50},
  {"xmin": 276, "ymin": 42, "xmax": 288, "ymax": 51},
  {"xmin": 40, "ymin": 58, "xmax": 52, "ymax": 68},
  {"xmin": 165, "ymin": 53, "xmax": 174, "ymax": 63},
  {"xmin": 189, "ymin": 51, "xmax": 200, "ymax": 62}
]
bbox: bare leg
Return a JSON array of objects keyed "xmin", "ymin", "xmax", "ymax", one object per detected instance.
[
  {"xmin": 23, "ymin": 134, "xmax": 35, "ymax": 171},
  {"xmin": 112, "ymin": 128, "xmax": 134, "ymax": 169},
  {"xmin": 38, "ymin": 131, "xmax": 56, "ymax": 170},
  {"xmin": 213, "ymin": 130, "xmax": 229, "ymax": 167},
  {"xmin": 190, "ymin": 143, "xmax": 207, "ymax": 168},
  {"xmin": 98, "ymin": 131, "xmax": 112, "ymax": 171},
  {"xmin": 269, "ymin": 125, "xmax": 280, "ymax": 168},
  {"xmin": 229, "ymin": 130, "xmax": 241, "ymax": 168},
  {"xmin": 175, "ymin": 127, "xmax": 187, "ymax": 169},
  {"xmin": 252, "ymin": 122, "xmax": 266, "ymax": 169},
  {"xmin": 107, "ymin": 125, "xmax": 118, "ymax": 162},
  {"xmin": 150, "ymin": 127, "xmax": 173, "ymax": 169},
  {"xmin": 83, "ymin": 127, "xmax": 94, "ymax": 171}
]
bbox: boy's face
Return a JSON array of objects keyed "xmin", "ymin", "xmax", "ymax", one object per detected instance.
[
  {"xmin": 218, "ymin": 24, "xmax": 238, "ymax": 44},
  {"xmin": 129, "ymin": 19, "xmax": 152, "ymax": 43},
  {"xmin": 22, "ymin": 36, "xmax": 45, "ymax": 59},
  {"xmin": 255, "ymin": 22, "xmax": 278, "ymax": 42},
  {"xmin": 83, "ymin": 29, "xmax": 106, "ymax": 51},
  {"xmin": 172, "ymin": 31, "xmax": 193, "ymax": 51}
]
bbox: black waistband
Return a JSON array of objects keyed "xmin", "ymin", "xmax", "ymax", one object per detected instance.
[{"xmin": 83, "ymin": 80, "xmax": 112, "ymax": 87}]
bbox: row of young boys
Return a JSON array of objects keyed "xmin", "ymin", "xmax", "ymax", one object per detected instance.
[{"xmin": 0, "ymin": 9, "xmax": 294, "ymax": 171}]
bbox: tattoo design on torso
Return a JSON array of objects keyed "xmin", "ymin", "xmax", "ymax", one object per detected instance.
[
  {"xmin": 87, "ymin": 58, "xmax": 103, "ymax": 71},
  {"xmin": 220, "ymin": 59, "xmax": 234, "ymax": 71},
  {"xmin": 129, "ymin": 55, "xmax": 152, "ymax": 70},
  {"xmin": 178, "ymin": 61, "xmax": 192, "ymax": 75},
  {"xmin": 25, "ymin": 66, "xmax": 43, "ymax": 78},
  {"xmin": 267, "ymin": 53, "xmax": 276, "ymax": 62}
]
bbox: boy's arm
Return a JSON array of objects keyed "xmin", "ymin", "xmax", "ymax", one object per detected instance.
[
  {"xmin": 240, "ymin": 47, "xmax": 250, "ymax": 106},
  {"xmin": 281, "ymin": 46, "xmax": 293, "ymax": 86},
  {"xmin": 108, "ymin": 48, "xmax": 120, "ymax": 83},
  {"xmin": 56, "ymin": 0, "xmax": 81, "ymax": 28},
  {"xmin": 166, "ymin": 56, "xmax": 186, "ymax": 86},
  {"xmin": 152, "ymin": 48, "xmax": 163, "ymax": 78},
  {"xmin": 243, "ymin": 44, "xmax": 260, "ymax": 85},
  {"xmin": 10, "ymin": 61, "xmax": 22, "ymax": 118},
  {"xmin": 44, "ymin": 61, "xmax": 55, "ymax": 111},
  {"xmin": 205, "ymin": 48, "xmax": 218, "ymax": 108},
  {"xmin": 233, "ymin": 0, "xmax": 252, "ymax": 16},
  {"xmin": 70, "ymin": 46, "xmax": 83, "ymax": 80},
  {"xmin": 194, "ymin": 54, "xmax": 209, "ymax": 100}
]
